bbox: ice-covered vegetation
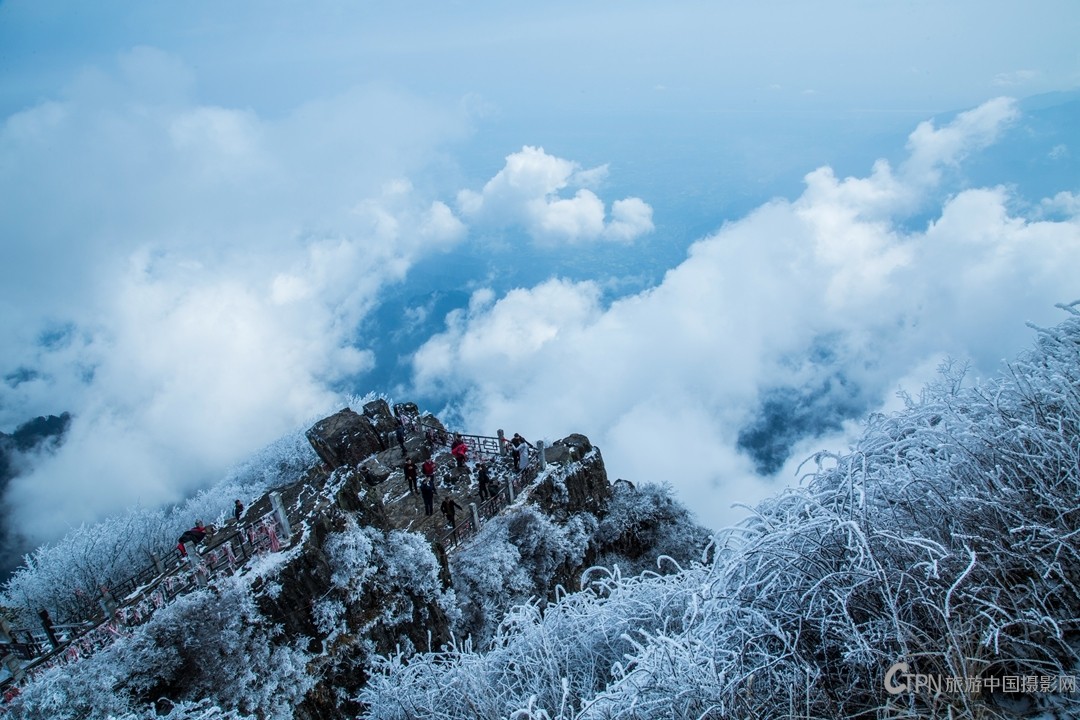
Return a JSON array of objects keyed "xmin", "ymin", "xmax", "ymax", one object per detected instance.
[
  {"xmin": 359, "ymin": 306, "xmax": 1080, "ymax": 718},
  {"xmin": 6, "ymin": 576, "xmax": 313, "ymax": 720},
  {"xmin": 450, "ymin": 482, "xmax": 709, "ymax": 649},
  {"xmin": 0, "ymin": 428, "xmax": 315, "ymax": 624},
  {"xmin": 319, "ymin": 517, "xmax": 457, "ymax": 653}
]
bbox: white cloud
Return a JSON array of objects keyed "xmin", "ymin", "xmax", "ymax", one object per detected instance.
[
  {"xmin": 411, "ymin": 99, "xmax": 1080, "ymax": 530},
  {"xmin": 992, "ymin": 69, "xmax": 1040, "ymax": 87},
  {"xmin": 901, "ymin": 97, "xmax": 1020, "ymax": 189},
  {"xmin": 456, "ymin": 145, "xmax": 653, "ymax": 243},
  {"xmin": 0, "ymin": 48, "xmax": 472, "ymax": 543}
]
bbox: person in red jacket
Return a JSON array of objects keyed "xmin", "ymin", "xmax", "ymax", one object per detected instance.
[
  {"xmin": 176, "ymin": 520, "xmax": 209, "ymax": 557},
  {"xmin": 451, "ymin": 435, "xmax": 468, "ymax": 468}
]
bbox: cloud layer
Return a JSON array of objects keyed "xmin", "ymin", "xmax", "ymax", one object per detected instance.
[
  {"xmin": 0, "ymin": 46, "xmax": 660, "ymax": 546},
  {"xmin": 1, "ymin": 0, "xmax": 1077, "ymax": 550},
  {"xmin": 0, "ymin": 48, "xmax": 473, "ymax": 543},
  {"xmin": 412, "ymin": 98, "xmax": 1080, "ymax": 528}
]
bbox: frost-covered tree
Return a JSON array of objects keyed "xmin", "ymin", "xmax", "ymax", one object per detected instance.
[{"xmin": 0, "ymin": 428, "xmax": 315, "ymax": 625}]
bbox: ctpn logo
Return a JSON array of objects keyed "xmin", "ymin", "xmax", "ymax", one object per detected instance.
[
  {"xmin": 884, "ymin": 662, "xmax": 911, "ymax": 695},
  {"xmin": 885, "ymin": 660, "xmax": 1080, "ymax": 696},
  {"xmin": 883, "ymin": 661, "xmax": 944, "ymax": 694}
]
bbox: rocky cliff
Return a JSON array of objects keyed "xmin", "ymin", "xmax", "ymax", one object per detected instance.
[{"xmin": 247, "ymin": 402, "xmax": 708, "ymax": 718}]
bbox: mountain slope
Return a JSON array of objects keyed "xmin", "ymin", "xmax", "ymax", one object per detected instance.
[{"xmin": 360, "ymin": 304, "xmax": 1080, "ymax": 719}]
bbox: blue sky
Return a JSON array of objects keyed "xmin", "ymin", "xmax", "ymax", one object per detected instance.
[{"xmin": 1, "ymin": 0, "xmax": 1079, "ymax": 546}]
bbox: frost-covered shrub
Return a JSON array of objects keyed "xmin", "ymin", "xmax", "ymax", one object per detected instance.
[
  {"xmin": 324, "ymin": 517, "xmax": 453, "ymax": 632},
  {"xmin": 360, "ymin": 306, "xmax": 1080, "ymax": 719},
  {"xmin": 324, "ymin": 517, "xmax": 376, "ymax": 597},
  {"xmin": 8, "ymin": 576, "xmax": 313, "ymax": 720},
  {"xmin": 360, "ymin": 564, "xmax": 697, "ymax": 719},
  {"xmin": 113, "ymin": 701, "xmax": 255, "ymax": 720},
  {"xmin": 451, "ymin": 505, "xmax": 595, "ymax": 647},
  {"xmin": 593, "ymin": 481, "xmax": 711, "ymax": 576}
]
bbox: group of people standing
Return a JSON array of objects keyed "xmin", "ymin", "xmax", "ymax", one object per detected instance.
[{"xmin": 398, "ymin": 425, "xmax": 535, "ymax": 532}]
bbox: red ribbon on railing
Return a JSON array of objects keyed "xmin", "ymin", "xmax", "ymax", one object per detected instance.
[{"xmin": 266, "ymin": 521, "xmax": 280, "ymax": 552}]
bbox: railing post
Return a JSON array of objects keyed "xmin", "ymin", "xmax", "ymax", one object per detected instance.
[
  {"xmin": 507, "ymin": 474, "xmax": 516, "ymax": 503},
  {"xmin": 98, "ymin": 586, "xmax": 118, "ymax": 621},
  {"xmin": 469, "ymin": 502, "xmax": 481, "ymax": 531},
  {"xmin": 497, "ymin": 429, "xmax": 506, "ymax": 455},
  {"xmin": 270, "ymin": 491, "xmax": 292, "ymax": 545},
  {"xmin": 150, "ymin": 552, "xmax": 165, "ymax": 575},
  {"xmin": 2, "ymin": 653, "xmax": 23, "ymax": 683},
  {"xmin": 38, "ymin": 609, "xmax": 60, "ymax": 649},
  {"xmin": 537, "ymin": 440, "xmax": 546, "ymax": 470}
]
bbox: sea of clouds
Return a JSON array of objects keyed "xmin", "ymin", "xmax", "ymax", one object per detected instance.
[{"xmin": 1, "ymin": 43, "xmax": 1077, "ymax": 548}]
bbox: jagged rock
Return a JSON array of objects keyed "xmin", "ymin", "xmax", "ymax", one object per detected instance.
[
  {"xmin": 392, "ymin": 402, "xmax": 420, "ymax": 422},
  {"xmin": 531, "ymin": 435, "xmax": 611, "ymax": 519},
  {"xmin": 334, "ymin": 470, "xmax": 392, "ymax": 531},
  {"xmin": 356, "ymin": 456, "xmax": 394, "ymax": 485},
  {"xmin": 362, "ymin": 399, "xmax": 398, "ymax": 444},
  {"xmin": 403, "ymin": 434, "xmax": 429, "ymax": 458},
  {"xmin": 306, "ymin": 409, "xmax": 385, "ymax": 470},
  {"xmin": 254, "ymin": 514, "xmax": 337, "ymax": 643},
  {"xmin": 543, "ymin": 433, "xmax": 593, "ymax": 465}
]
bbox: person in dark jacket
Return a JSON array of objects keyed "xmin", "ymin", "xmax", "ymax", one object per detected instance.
[
  {"xmin": 403, "ymin": 457, "xmax": 418, "ymax": 494},
  {"xmin": 395, "ymin": 420, "xmax": 407, "ymax": 455},
  {"xmin": 420, "ymin": 476, "xmax": 436, "ymax": 516},
  {"xmin": 233, "ymin": 499, "xmax": 244, "ymax": 522},
  {"xmin": 477, "ymin": 461, "xmax": 491, "ymax": 500},
  {"xmin": 440, "ymin": 498, "xmax": 463, "ymax": 529}
]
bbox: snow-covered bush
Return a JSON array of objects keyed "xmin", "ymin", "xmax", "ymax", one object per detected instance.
[
  {"xmin": 593, "ymin": 481, "xmax": 711, "ymax": 576},
  {"xmin": 7, "ymin": 576, "xmax": 313, "ymax": 720},
  {"xmin": 451, "ymin": 505, "xmax": 596, "ymax": 647},
  {"xmin": 113, "ymin": 701, "xmax": 255, "ymax": 720},
  {"xmin": 324, "ymin": 517, "xmax": 454, "ymax": 633},
  {"xmin": 360, "ymin": 305, "xmax": 1080, "ymax": 719}
]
